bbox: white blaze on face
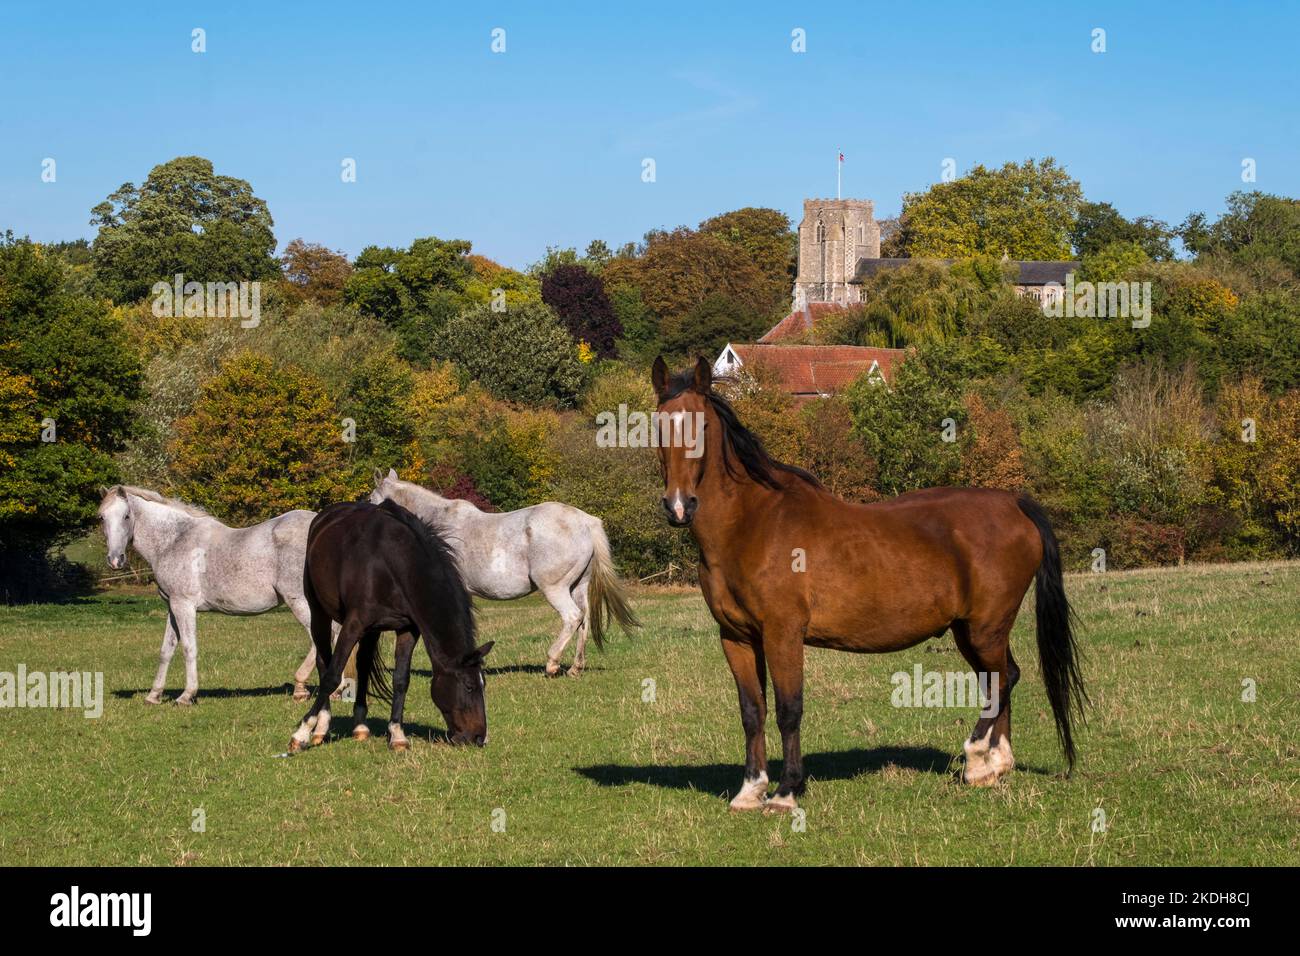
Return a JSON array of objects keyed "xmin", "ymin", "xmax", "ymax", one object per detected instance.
[{"xmin": 666, "ymin": 411, "xmax": 690, "ymax": 520}]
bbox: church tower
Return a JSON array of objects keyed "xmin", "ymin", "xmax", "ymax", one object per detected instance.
[{"xmin": 793, "ymin": 198, "xmax": 880, "ymax": 308}]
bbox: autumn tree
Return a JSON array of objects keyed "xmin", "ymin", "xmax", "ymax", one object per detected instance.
[
  {"xmin": 280, "ymin": 239, "xmax": 353, "ymax": 306},
  {"xmin": 699, "ymin": 207, "xmax": 796, "ymax": 317},
  {"xmin": 169, "ymin": 352, "xmax": 352, "ymax": 523}
]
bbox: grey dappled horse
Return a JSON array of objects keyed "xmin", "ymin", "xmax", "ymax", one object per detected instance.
[
  {"xmin": 369, "ymin": 470, "xmax": 638, "ymax": 675},
  {"xmin": 98, "ymin": 486, "xmax": 340, "ymax": 704}
]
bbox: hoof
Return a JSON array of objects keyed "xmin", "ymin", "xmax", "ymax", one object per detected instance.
[
  {"xmin": 174, "ymin": 695, "xmax": 195, "ymax": 707},
  {"xmin": 292, "ymin": 683, "xmax": 310, "ymax": 702},
  {"xmin": 566, "ymin": 665, "xmax": 584, "ymax": 678},
  {"xmin": 728, "ymin": 791, "xmax": 768, "ymax": 812},
  {"xmin": 544, "ymin": 662, "xmax": 562, "ymax": 678},
  {"xmin": 963, "ymin": 768, "xmax": 1000, "ymax": 787},
  {"xmin": 144, "ymin": 693, "xmax": 162, "ymax": 705},
  {"xmin": 388, "ymin": 737, "xmax": 410, "ymax": 752},
  {"xmin": 764, "ymin": 792, "xmax": 798, "ymax": 814},
  {"xmin": 352, "ymin": 725, "xmax": 371, "ymax": 742},
  {"xmin": 288, "ymin": 738, "xmax": 306, "ymax": 754}
]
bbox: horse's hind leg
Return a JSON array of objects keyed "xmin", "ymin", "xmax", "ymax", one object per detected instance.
[
  {"xmin": 351, "ymin": 631, "xmax": 378, "ymax": 741},
  {"xmin": 567, "ymin": 568, "xmax": 593, "ymax": 677},
  {"xmin": 289, "ymin": 617, "xmax": 360, "ymax": 752},
  {"xmin": 952, "ymin": 618, "xmax": 1020, "ymax": 786},
  {"xmin": 542, "ymin": 584, "xmax": 584, "ymax": 677},
  {"xmin": 172, "ymin": 602, "xmax": 200, "ymax": 706},
  {"xmin": 387, "ymin": 629, "xmax": 417, "ymax": 751}
]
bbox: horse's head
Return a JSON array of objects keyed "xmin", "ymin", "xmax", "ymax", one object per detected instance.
[
  {"xmin": 651, "ymin": 355, "xmax": 712, "ymax": 527},
  {"xmin": 98, "ymin": 486, "xmax": 132, "ymax": 570},
  {"xmin": 431, "ymin": 641, "xmax": 495, "ymax": 746},
  {"xmin": 368, "ymin": 467, "xmax": 400, "ymax": 506}
]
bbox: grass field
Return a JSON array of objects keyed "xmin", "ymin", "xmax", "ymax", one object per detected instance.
[{"xmin": 1, "ymin": 561, "xmax": 1296, "ymax": 866}]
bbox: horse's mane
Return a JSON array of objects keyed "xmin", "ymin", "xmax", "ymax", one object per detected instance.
[
  {"xmin": 376, "ymin": 499, "xmax": 462, "ymax": 573},
  {"xmin": 661, "ymin": 369, "xmax": 823, "ymax": 492},
  {"xmin": 101, "ymin": 485, "xmax": 211, "ymax": 518},
  {"xmin": 375, "ymin": 499, "xmax": 477, "ymax": 658}
]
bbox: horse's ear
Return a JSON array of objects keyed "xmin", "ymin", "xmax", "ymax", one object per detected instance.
[
  {"xmin": 372, "ymin": 467, "xmax": 384, "ymax": 486},
  {"xmin": 464, "ymin": 641, "xmax": 495, "ymax": 667},
  {"xmin": 387, "ymin": 468, "xmax": 398, "ymax": 481},
  {"xmin": 692, "ymin": 355, "xmax": 712, "ymax": 393},
  {"xmin": 651, "ymin": 356, "xmax": 668, "ymax": 398}
]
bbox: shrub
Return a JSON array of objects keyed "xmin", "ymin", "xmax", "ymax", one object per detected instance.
[{"xmin": 169, "ymin": 352, "xmax": 353, "ymax": 523}]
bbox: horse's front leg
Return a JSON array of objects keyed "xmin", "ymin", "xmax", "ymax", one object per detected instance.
[
  {"xmin": 289, "ymin": 619, "xmax": 359, "ymax": 752},
  {"xmin": 763, "ymin": 624, "xmax": 806, "ymax": 813},
  {"xmin": 720, "ymin": 632, "xmax": 769, "ymax": 811},
  {"xmin": 171, "ymin": 602, "xmax": 200, "ymax": 706},
  {"xmin": 145, "ymin": 605, "xmax": 179, "ymax": 704},
  {"xmin": 387, "ymin": 630, "xmax": 416, "ymax": 751}
]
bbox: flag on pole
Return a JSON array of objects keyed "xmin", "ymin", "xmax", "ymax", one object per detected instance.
[
  {"xmin": 839, "ymin": 151, "xmax": 845, "ymax": 162},
  {"xmin": 837, "ymin": 150, "xmax": 843, "ymax": 199}
]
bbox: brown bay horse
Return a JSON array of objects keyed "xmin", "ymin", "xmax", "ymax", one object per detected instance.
[{"xmin": 651, "ymin": 357, "xmax": 1087, "ymax": 812}]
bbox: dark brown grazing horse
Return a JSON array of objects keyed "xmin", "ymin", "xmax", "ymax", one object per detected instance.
[
  {"xmin": 288, "ymin": 500, "xmax": 493, "ymax": 753},
  {"xmin": 652, "ymin": 357, "xmax": 1087, "ymax": 812}
]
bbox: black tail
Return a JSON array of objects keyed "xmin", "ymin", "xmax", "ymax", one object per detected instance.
[
  {"xmin": 1017, "ymin": 494, "xmax": 1088, "ymax": 772},
  {"xmin": 359, "ymin": 633, "xmax": 393, "ymax": 704}
]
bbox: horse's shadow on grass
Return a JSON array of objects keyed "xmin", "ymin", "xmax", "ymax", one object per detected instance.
[
  {"xmin": 576, "ymin": 745, "xmax": 1052, "ymax": 797},
  {"xmin": 411, "ymin": 664, "xmax": 604, "ymax": 677},
  {"xmin": 113, "ymin": 684, "xmax": 299, "ymax": 701}
]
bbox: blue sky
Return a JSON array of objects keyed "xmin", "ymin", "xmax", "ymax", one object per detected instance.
[{"xmin": 1, "ymin": 1, "xmax": 1296, "ymax": 270}]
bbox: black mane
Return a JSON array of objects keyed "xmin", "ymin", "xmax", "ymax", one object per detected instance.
[{"xmin": 661, "ymin": 369, "xmax": 823, "ymax": 492}]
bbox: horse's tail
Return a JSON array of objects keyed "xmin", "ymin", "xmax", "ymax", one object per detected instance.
[
  {"xmin": 360, "ymin": 634, "xmax": 393, "ymax": 704},
  {"xmin": 586, "ymin": 522, "xmax": 639, "ymax": 649},
  {"xmin": 1017, "ymin": 494, "xmax": 1088, "ymax": 772}
]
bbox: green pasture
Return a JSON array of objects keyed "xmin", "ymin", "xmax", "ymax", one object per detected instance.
[{"xmin": 0, "ymin": 561, "xmax": 1296, "ymax": 865}]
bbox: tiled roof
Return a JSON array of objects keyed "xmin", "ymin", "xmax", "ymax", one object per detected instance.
[
  {"xmin": 721, "ymin": 343, "xmax": 905, "ymax": 396},
  {"xmin": 758, "ymin": 302, "xmax": 846, "ymax": 343}
]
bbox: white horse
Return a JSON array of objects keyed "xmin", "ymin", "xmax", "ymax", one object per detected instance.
[
  {"xmin": 369, "ymin": 469, "xmax": 638, "ymax": 675},
  {"xmin": 98, "ymin": 486, "xmax": 343, "ymax": 704}
]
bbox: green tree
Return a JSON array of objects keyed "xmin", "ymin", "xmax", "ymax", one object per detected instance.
[
  {"xmin": 90, "ymin": 156, "xmax": 278, "ymax": 303},
  {"xmin": 432, "ymin": 301, "xmax": 585, "ymax": 406},
  {"xmin": 1071, "ymin": 201, "xmax": 1174, "ymax": 260},
  {"xmin": 345, "ymin": 237, "xmax": 475, "ymax": 363},
  {"xmin": 340, "ymin": 348, "xmax": 415, "ymax": 477},
  {"xmin": 892, "ymin": 158, "xmax": 1083, "ymax": 260},
  {"xmin": 842, "ymin": 342, "xmax": 971, "ymax": 494},
  {"xmin": 0, "ymin": 236, "xmax": 143, "ymax": 598}
]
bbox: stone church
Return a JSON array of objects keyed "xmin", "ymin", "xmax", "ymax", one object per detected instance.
[
  {"xmin": 792, "ymin": 198, "xmax": 881, "ymax": 308},
  {"xmin": 790, "ymin": 196, "xmax": 1076, "ymax": 310}
]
